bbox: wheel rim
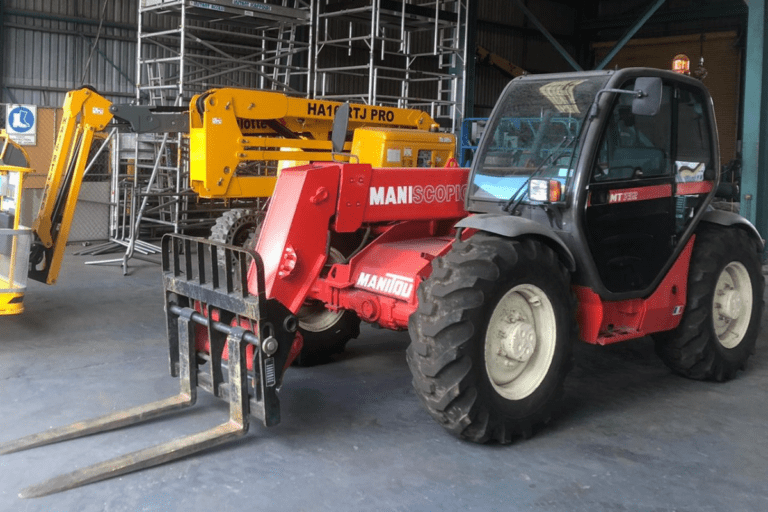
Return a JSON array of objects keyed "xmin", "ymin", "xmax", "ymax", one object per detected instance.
[
  {"xmin": 485, "ymin": 283, "xmax": 557, "ymax": 401},
  {"xmin": 297, "ymin": 248, "xmax": 345, "ymax": 332},
  {"xmin": 712, "ymin": 261, "xmax": 753, "ymax": 349},
  {"xmin": 229, "ymin": 215, "xmax": 258, "ymax": 247}
]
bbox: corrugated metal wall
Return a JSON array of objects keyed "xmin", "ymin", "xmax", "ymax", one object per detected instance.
[
  {"xmin": 2, "ymin": 1, "xmax": 314, "ymax": 107},
  {"xmin": 2, "ymin": 0, "xmax": 582, "ymax": 113},
  {"xmin": 0, "ymin": 0, "xmax": 747, "ymax": 131},
  {"xmin": 2, "ymin": 0, "xmax": 137, "ymax": 106},
  {"xmin": 472, "ymin": 0, "xmax": 578, "ymax": 117}
]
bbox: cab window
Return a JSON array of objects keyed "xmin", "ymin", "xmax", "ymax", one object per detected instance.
[
  {"xmin": 674, "ymin": 87, "xmax": 714, "ymax": 235},
  {"xmin": 592, "ymin": 81, "xmax": 672, "ymax": 182}
]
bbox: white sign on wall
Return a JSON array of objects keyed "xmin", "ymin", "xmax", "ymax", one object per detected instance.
[{"xmin": 5, "ymin": 104, "xmax": 37, "ymax": 146}]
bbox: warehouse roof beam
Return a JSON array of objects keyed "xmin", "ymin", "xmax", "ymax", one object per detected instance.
[
  {"xmin": 594, "ymin": 0, "xmax": 667, "ymax": 71},
  {"xmin": 510, "ymin": 0, "xmax": 581, "ymax": 71}
]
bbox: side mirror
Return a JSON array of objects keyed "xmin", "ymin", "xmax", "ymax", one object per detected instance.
[
  {"xmin": 331, "ymin": 102, "xmax": 350, "ymax": 154},
  {"xmin": 632, "ymin": 77, "xmax": 662, "ymax": 117}
]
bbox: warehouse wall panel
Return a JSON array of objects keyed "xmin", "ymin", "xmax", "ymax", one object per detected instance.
[
  {"xmin": 2, "ymin": 2, "xmax": 137, "ymax": 106},
  {"xmin": 593, "ymin": 31, "xmax": 741, "ymax": 165}
]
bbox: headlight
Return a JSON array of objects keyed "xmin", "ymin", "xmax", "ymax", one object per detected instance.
[{"xmin": 529, "ymin": 179, "xmax": 562, "ymax": 202}]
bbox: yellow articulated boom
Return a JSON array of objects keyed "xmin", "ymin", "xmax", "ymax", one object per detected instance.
[
  {"xmin": 189, "ymin": 88, "xmax": 455, "ymax": 252},
  {"xmin": 28, "ymin": 87, "xmax": 456, "ymax": 284},
  {"xmin": 189, "ymin": 87, "xmax": 455, "ymax": 200},
  {"xmin": 27, "ymin": 88, "xmax": 188, "ymax": 285},
  {"xmin": 29, "ymin": 89, "xmax": 114, "ymax": 285}
]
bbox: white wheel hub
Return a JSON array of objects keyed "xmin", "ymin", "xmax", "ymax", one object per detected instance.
[
  {"xmin": 485, "ymin": 284, "xmax": 557, "ymax": 401},
  {"xmin": 500, "ymin": 320, "xmax": 537, "ymax": 363},
  {"xmin": 718, "ymin": 288, "xmax": 743, "ymax": 320},
  {"xmin": 713, "ymin": 261, "xmax": 753, "ymax": 349}
]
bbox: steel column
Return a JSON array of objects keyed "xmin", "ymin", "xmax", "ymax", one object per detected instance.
[
  {"xmin": 511, "ymin": 0, "xmax": 582, "ymax": 71},
  {"xmin": 741, "ymin": 0, "xmax": 768, "ymax": 239},
  {"xmin": 463, "ymin": 0, "xmax": 478, "ymax": 119},
  {"xmin": 0, "ymin": 1, "xmax": 3, "ymax": 102},
  {"xmin": 594, "ymin": 0, "xmax": 667, "ymax": 71}
]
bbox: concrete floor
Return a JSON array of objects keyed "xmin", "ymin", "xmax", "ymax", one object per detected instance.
[{"xmin": 1, "ymin": 246, "xmax": 767, "ymax": 512}]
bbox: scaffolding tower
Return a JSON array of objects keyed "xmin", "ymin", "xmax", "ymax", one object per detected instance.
[
  {"xmin": 100, "ymin": 0, "xmax": 314, "ymax": 270},
  {"xmin": 313, "ymin": 0, "xmax": 469, "ymax": 132},
  {"xmin": 138, "ymin": 0, "xmax": 314, "ymax": 104}
]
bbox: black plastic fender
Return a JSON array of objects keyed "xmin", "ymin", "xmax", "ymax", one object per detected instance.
[
  {"xmin": 455, "ymin": 213, "xmax": 577, "ymax": 272},
  {"xmin": 701, "ymin": 209, "xmax": 765, "ymax": 251}
]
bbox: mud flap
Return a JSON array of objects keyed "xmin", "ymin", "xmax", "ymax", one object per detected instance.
[{"xmin": 0, "ymin": 234, "xmax": 296, "ymax": 497}]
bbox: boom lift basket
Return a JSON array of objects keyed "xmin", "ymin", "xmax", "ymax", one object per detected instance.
[{"xmin": 0, "ymin": 132, "xmax": 33, "ymax": 315}]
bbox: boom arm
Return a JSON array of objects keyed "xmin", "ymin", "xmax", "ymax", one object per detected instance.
[
  {"xmin": 29, "ymin": 85, "xmax": 445, "ymax": 285},
  {"xmin": 189, "ymin": 88, "xmax": 442, "ymax": 199},
  {"xmin": 253, "ymin": 162, "xmax": 469, "ymax": 318},
  {"xmin": 29, "ymin": 88, "xmax": 188, "ymax": 285},
  {"xmin": 29, "ymin": 89, "xmax": 114, "ymax": 284}
]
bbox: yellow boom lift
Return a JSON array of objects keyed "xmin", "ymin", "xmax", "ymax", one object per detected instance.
[
  {"xmin": 27, "ymin": 87, "xmax": 455, "ymax": 286},
  {"xmin": 190, "ymin": 88, "xmax": 456, "ymax": 250},
  {"xmin": 26, "ymin": 88, "xmax": 188, "ymax": 285}
]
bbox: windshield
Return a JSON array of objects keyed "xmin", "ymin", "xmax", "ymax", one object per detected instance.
[{"xmin": 469, "ymin": 75, "xmax": 611, "ymax": 205}]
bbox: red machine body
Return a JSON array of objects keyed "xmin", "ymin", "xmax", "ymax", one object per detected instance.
[
  {"xmin": 575, "ymin": 237, "xmax": 694, "ymax": 345},
  {"xmin": 252, "ymin": 162, "xmax": 469, "ymax": 331},
  {"xmin": 241, "ymin": 162, "xmax": 695, "ymax": 346}
]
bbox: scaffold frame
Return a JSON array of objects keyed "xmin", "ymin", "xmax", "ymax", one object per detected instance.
[
  {"xmin": 108, "ymin": 0, "xmax": 314, "ymax": 271},
  {"xmin": 313, "ymin": 0, "xmax": 469, "ymax": 132}
]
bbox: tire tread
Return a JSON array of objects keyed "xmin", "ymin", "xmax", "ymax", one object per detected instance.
[{"xmin": 407, "ymin": 234, "xmax": 575, "ymax": 443}]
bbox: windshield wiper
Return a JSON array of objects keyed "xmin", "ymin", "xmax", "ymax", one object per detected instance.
[{"xmin": 501, "ymin": 135, "xmax": 576, "ymax": 213}]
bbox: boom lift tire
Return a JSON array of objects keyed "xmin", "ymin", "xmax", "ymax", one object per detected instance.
[
  {"xmin": 407, "ymin": 234, "xmax": 575, "ymax": 443},
  {"xmin": 209, "ymin": 208, "xmax": 263, "ymax": 265},
  {"xmin": 293, "ymin": 248, "xmax": 361, "ymax": 366},
  {"xmin": 654, "ymin": 223, "xmax": 764, "ymax": 381}
]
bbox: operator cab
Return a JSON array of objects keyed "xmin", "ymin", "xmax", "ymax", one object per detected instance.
[
  {"xmin": 465, "ymin": 69, "xmax": 718, "ymax": 299},
  {"xmin": 466, "ymin": 73, "xmax": 609, "ymax": 210}
]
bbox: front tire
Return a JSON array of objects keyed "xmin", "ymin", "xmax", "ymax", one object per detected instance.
[
  {"xmin": 654, "ymin": 224, "xmax": 764, "ymax": 381},
  {"xmin": 407, "ymin": 234, "xmax": 575, "ymax": 443}
]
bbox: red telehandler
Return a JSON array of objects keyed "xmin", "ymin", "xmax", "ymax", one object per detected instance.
[{"xmin": 1, "ymin": 68, "xmax": 763, "ymax": 498}]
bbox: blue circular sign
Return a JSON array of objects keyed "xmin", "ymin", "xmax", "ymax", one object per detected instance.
[{"xmin": 8, "ymin": 106, "xmax": 35, "ymax": 133}]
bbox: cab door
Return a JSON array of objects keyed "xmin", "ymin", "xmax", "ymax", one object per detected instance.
[
  {"xmin": 584, "ymin": 79, "xmax": 716, "ymax": 295},
  {"xmin": 585, "ymin": 80, "xmax": 675, "ymax": 294}
]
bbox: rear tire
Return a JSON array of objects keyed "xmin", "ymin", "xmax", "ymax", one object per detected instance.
[
  {"xmin": 407, "ymin": 234, "xmax": 575, "ymax": 443},
  {"xmin": 293, "ymin": 248, "xmax": 361, "ymax": 366},
  {"xmin": 293, "ymin": 310, "xmax": 361, "ymax": 366},
  {"xmin": 654, "ymin": 224, "xmax": 764, "ymax": 381}
]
